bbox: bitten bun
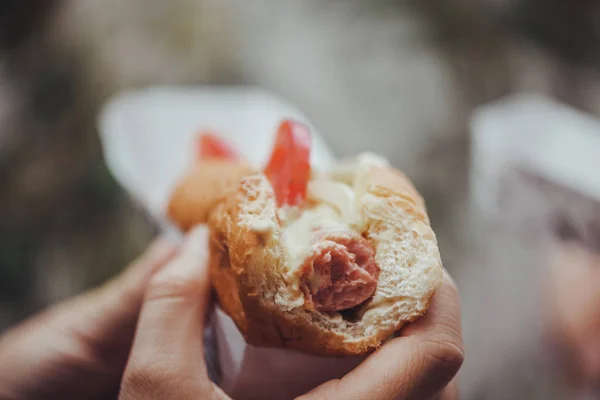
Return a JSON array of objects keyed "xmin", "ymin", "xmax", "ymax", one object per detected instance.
[{"xmin": 168, "ymin": 154, "xmax": 443, "ymax": 356}]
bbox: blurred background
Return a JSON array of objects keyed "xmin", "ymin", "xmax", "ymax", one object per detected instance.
[{"xmin": 2, "ymin": 1, "xmax": 600, "ymax": 399}]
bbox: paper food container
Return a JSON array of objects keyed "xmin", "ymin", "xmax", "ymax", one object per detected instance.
[
  {"xmin": 469, "ymin": 93, "xmax": 600, "ymax": 399},
  {"xmin": 470, "ymin": 93, "xmax": 600, "ymax": 224},
  {"xmin": 98, "ymin": 86, "xmax": 364, "ymax": 399}
]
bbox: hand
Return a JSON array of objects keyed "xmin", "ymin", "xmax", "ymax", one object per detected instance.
[
  {"xmin": 545, "ymin": 241, "xmax": 600, "ymax": 388},
  {"xmin": 0, "ymin": 236, "xmax": 177, "ymax": 400},
  {"xmin": 120, "ymin": 228, "xmax": 463, "ymax": 400},
  {"xmin": 299, "ymin": 270, "xmax": 463, "ymax": 400}
]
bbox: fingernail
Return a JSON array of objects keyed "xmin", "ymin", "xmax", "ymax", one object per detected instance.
[
  {"xmin": 181, "ymin": 226, "xmax": 210, "ymax": 259},
  {"xmin": 119, "ymin": 237, "xmax": 178, "ymax": 290},
  {"xmin": 147, "ymin": 236, "xmax": 179, "ymax": 262},
  {"xmin": 157, "ymin": 226, "xmax": 210, "ymax": 279}
]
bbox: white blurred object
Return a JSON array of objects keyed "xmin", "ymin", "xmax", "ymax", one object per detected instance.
[
  {"xmin": 99, "ymin": 85, "xmax": 335, "ymax": 224},
  {"xmin": 470, "ymin": 93, "xmax": 600, "ymax": 221},
  {"xmin": 465, "ymin": 94, "xmax": 600, "ymax": 400},
  {"xmin": 98, "ymin": 85, "xmax": 361, "ymax": 399}
]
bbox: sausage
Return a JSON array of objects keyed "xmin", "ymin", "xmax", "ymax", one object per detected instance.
[{"xmin": 300, "ymin": 232, "xmax": 379, "ymax": 313}]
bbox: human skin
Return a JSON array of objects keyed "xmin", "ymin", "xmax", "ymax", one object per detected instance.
[
  {"xmin": 544, "ymin": 240, "xmax": 600, "ymax": 392},
  {"xmin": 0, "ymin": 228, "xmax": 463, "ymax": 400}
]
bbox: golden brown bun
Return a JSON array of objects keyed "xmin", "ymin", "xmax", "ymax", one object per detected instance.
[
  {"xmin": 168, "ymin": 158, "xmax": 443, "ymax": 356},
  {"xmin": 167, "ymin": 161, "xmax": 255, "ymax": 230}
]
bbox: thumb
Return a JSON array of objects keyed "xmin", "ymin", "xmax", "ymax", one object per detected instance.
[
  {"xmin": 121, "ymin": 226, "xmax": 215, "ymax": 398},
  {"xmin": 66, "ymin": 237, "xmax": 178, "ymax": 341},
  {"xmin": 1, "ymin": 236, "xmax": 178, "ymax": 359},
  {"xmin": 35, "ymin": 237, "xmax": 178, "ymax": 363},
  {"xmin": 0, "ymin": 237, "xmax": 177, "ymax": 400}
]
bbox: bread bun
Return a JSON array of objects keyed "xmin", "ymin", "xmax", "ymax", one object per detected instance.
[
  {"xmin": 168, "ymin": 160, "xmax": 255, "ymax": 231},
  {"xmin": 168, "ymin": 155, "xmax": 443, "ymax": 356}
]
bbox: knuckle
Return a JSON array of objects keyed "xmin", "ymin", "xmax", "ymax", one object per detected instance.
[
  {"xmin": 146, "ymin": 268, "xmax": 205, "ymax": 302},
  {"xmin": 122, "ymin": 361, "xmax": 208, "ymax": 398},
  {"xmin": 122, "ymin": 364, "xmax": 170, "ymax": 397}
]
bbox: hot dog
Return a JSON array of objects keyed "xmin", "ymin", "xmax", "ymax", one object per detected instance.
[{"xmin": 167, "ymin": 123, "xmax": 443, "ymax": 356}]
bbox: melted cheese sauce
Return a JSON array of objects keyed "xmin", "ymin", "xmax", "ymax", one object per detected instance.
[
  {"xmin": 249, "ymin": 152, "xmax": 390, "ymax": 286},
  {"xmin": 279, "ymin": 178, "xmax": 364, "ymax": 285},
  {"xmin": 280, "ymin": 203, "xmax": 350, "ymax": 280}
]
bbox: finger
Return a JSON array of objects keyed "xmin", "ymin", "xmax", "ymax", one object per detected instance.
[
  {"xmin": 0, "ymin": 237, "xmax": 177, "ymax": 400},
  {"xmin": 111, "ymin": 236, "xmax": 181, "ymax": 300},
  {"xmin": 300, "ymin": 270, "xmax": 463, "ymax": 400},
  {"xmin": 49, "ymin": 237, "xmax": 178, "ymax": 359},
  {"xmin": 0, "ymin": 236, "xmax": 176, "ymax": 357},
  {"xmin": 121, "ymin": 226, "xmax": 215, "ymax": 399},
  {"xmin": 430, "ymin": 379, "xmax": 459, "ymax": 400}
]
